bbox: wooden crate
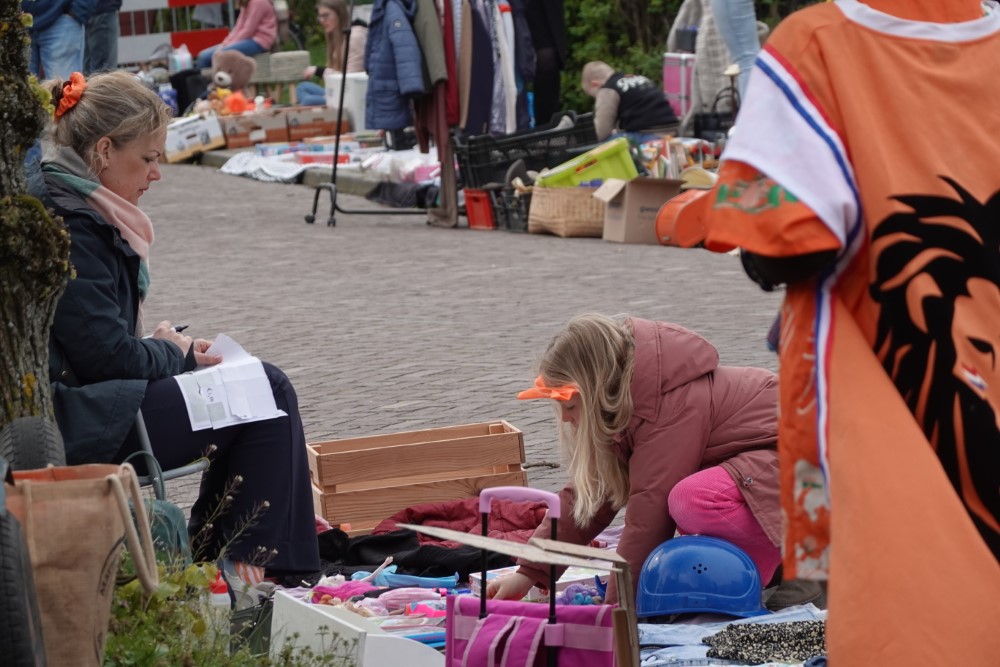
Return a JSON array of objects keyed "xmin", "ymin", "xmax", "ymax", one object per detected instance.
[{"xmin": 308, "ymin": 421, "xmax": 527, "ymax": 536}]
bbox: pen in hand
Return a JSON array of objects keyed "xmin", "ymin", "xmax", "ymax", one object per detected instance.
[{"xmin": 142, "ymin": 324, "xmax": 190, "ymax": 339}]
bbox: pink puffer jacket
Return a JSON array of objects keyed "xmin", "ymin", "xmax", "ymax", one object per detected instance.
[{"xmin": 518, "ymin": 318, "xmax": 779, "ymax": 602}]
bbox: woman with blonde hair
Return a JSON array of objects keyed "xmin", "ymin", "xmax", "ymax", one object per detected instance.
[
  {"xmin": 29, "ymin": 70, "xmax": 319, "ymax": 606},
  {"xmin": 296, "ymin": 0, "xmax": 368, "ymax": 106},
  {"xmin": 489, "ymin": 314, "xmax": 781, "ymax": 604}
]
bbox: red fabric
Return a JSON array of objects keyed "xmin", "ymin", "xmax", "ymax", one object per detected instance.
[
  {"xmin": 372, "ymin": 496, "xmax": 549, "ymax": 546},
  {"xmin": 442, "ymin": 0, "xmax": 459, "ymax": 125}
]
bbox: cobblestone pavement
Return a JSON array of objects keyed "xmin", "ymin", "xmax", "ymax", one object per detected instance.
[{"xmin": 142, "ymin": 164, "xmax": 782, "ymax": 516}]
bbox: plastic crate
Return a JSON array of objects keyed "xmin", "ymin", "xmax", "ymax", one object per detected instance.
[
  {"xmin": 453, "ymin": 111, "xmax": 598, "ymax": 189},
  {"xmin": 464, "ymin": 188, "xmax": 497, "ymax": 230},
  {"xmin": 534, "ymin": 138, "xmax": 638, "ymax": 188},
  {"xmin": 499, "ymin": 190, "xmax": 531, "ymax": 232}
]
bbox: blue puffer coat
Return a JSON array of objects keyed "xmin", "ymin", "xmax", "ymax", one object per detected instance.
[{"xmin": 364, "ymin": 0, "xmax": 426, "ymax": 131}]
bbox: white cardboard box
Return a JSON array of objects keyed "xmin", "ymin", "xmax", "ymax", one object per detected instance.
[
  {"xmin": 595, "ymin": 177, "xmax": 684, "ymax": 245},
  {"xmin": 163, "ymin": 114, "xmax": 225, "ymax": 163},
  {"xmin": 270, "ymin": 590, "xmax": 444, "ymax": 666}
]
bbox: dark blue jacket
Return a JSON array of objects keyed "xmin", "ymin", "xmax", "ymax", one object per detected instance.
[
  {"xmin": 28, "ymin": 165, "xmax": 191, "ymax": 464},
  {"xmin": 364, "ymin": 0, "xmax": 426, "ymax": 131},
  {"xmin": 22, "ymin": 0, "xmax": 96, "ymax": 34},
  {"xmin": 94, "ymin": 0, "xmax": 122, "ymax": 15}
]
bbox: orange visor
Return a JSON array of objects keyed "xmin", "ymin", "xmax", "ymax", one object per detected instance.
[{"xmin": 517, "ymin": 375, "xmax": 579, "ymax": 401}]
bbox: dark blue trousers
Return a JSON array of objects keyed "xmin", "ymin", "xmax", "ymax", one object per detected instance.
[{"xmin": 117, "ymin": 363, "xmax": 320, "ymax": 574}]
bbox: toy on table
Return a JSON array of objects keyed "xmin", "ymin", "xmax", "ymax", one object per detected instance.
[{"xmin": 194, "ymin": 50, "xmax": 257, "ymax": 116}]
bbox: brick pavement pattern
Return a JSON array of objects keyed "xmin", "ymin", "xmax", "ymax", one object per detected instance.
[{"xmin": 141, "ymin": 165, "xmax": 782, "ymax": 518}]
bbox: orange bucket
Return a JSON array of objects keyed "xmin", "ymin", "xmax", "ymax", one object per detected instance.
[{"xmin": 655, "ymin": 189, "xmax": 710, "ymax": 247}]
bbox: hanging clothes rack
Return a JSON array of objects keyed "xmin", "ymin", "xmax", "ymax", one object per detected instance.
[{"xmin": 304, "ymin": 0, "xmax": 454, "ymax": 226}]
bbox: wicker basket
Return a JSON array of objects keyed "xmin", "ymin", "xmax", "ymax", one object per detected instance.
[{"xmin": 527, "ymin": 186, "xmax": 605, "ymax": 238}]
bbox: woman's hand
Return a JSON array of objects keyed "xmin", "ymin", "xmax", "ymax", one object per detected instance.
[
  {"xmin": 303, "ymin": 65, "xmax": 317, "ymax": 79},
  {"xmin": 486, "ymin": 573, "xmax": 537, "ymax": 601},
  {"xmin": 192, "ymin": 338, "xmax": 222, "ymax": 367},
  {"xmin": 149, "ymin": 321, "xmax": 222, "ymax": 367},
  {"xmin": 150, "ymin": 320, "xmax": 192, "ymax": 356}
]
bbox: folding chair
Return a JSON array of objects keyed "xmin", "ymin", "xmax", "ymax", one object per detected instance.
[{"xmin": 130, "ymin": 410, "xmax": 210, "ymax": 501}]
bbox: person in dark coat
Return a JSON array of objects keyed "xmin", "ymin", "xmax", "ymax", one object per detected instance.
[
  {"xmin": 29, "ymin": 70, "xmax": 320, "ymax": 607},
  {"xmin": 582, "ymin": 60, "xmax": 679, "ymax": 140},
  {"xmin": 364, "ymin": 0, "xmax": 426, "ymax": 130},
  {"xmin": 524, "ymin": 0, "xmax": 566, "ymax": 125}
]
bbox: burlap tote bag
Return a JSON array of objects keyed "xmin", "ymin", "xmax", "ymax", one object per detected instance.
[{"xmin": 4, "ymin": 463, "xmax": 159, "ymax": 666}]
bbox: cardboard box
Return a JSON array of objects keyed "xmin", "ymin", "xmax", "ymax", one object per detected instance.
[
  {"xmin": 270, "ymin": 591, "xmax": 445, "ymax": 666},
  {"xmin": 469, "ymin": 564, "xmax": 610, "ymax": 601},
  {"xmin": 163, "ymin": 114, "xmax": 225, "ymax": 163},
  {"xmin": 595, "ymin": 177, "xmax": 684, "ymax": 245},
  {"xmin": 308, "ymin": 421, "xmax": 527, "ymax": 536},
  {"xmin": 285, "ymin": 106, "xmax": 351, "ymax": 141},
  {"xmin": 218, "ymin": 108, "xmax": 291, "ymax": 148},
  {"xmin": 403, "ymin": 524, "xmax": 640, "ymax": 667}
]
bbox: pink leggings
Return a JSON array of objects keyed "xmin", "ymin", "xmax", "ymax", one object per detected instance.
[{"xmin": 668, "ymin": 465, "xmax": 781, "ymax": 585}]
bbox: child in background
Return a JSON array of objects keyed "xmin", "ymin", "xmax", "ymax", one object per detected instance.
[
  {"xmin": 581, "ymin": 61, "xmax": 679, "ymax": 141},
  {"xmin": 487, "ymin": 313, "xmax": 781, "ymax": 604}
]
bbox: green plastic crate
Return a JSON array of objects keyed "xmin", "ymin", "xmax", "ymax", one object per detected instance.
[{"xmin": 534, "ymin": 137, "xmax": 638, "ymax": 188}]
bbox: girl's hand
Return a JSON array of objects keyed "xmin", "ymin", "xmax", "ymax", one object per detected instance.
[
  {"xmin": 193, "ymin": 338, "xmax": 222, "ymax": 367},
  {"xmin": 303, "ymin": 65, "xmax": 317, "ymax": 79},
  {"xmin": 486, "ymin": 573, "xmax": 537, "ymax": 601}
]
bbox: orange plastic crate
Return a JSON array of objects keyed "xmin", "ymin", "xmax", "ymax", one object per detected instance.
[{"xmin": 465, "ymin": 188, "xmax": 496, "ymax": 230}]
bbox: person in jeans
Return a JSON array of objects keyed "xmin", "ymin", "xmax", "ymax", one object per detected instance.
[
  {"xmin": 488, "ymin": 314, "xmax": 781, "ymax": 605},
  {"xmin": 84, "ymin": 0, "xmax": 122, "ymax": 74},
  {"xmin": 296, "ymin": 0, "xmax": 368, "ymax": 107},
  {"xmin": 196, "ymin": 0, "xmax": 277, "ymax": 69},
  {"xmin": 22, "ymin": 0, "xmax": 94, "ymax": 79},
  {"xmin": 29, "ymin": 70, "xmax": 320, "ymax": 607},
  {"xmin": 710, "ymin": 0, "xmax": 760, "ymax": 97}
]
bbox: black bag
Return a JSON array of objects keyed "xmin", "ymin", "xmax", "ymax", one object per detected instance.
[
  {"xmin": 693, "ymin": 86, "xmax": 740, "ymax": 142},
  {"xmin": 169, "ymin": 68, "xmax": 210, "ymax": 114}
]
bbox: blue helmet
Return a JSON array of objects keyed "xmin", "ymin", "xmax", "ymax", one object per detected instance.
[{"xmin": 636, "ymin": 535, "xmax": 769, "ymax": 618}]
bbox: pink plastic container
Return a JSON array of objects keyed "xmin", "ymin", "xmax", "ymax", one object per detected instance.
[{"xmin": 663, "ymin": 52, "xmax": 695, "ymax": 118}]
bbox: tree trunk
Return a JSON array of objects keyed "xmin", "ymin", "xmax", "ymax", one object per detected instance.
[{"xmin": 0, "ymin": 0, "xmax": 72, "ymax": 430}]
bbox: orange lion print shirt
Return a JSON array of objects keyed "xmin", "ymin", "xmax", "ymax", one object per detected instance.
[{"xmin": 692, "ymin": 0, "xmax": 1000, "ymax": 586}]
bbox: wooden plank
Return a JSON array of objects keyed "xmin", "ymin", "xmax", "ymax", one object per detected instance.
[
  {"xmin": 308, "ymin": 421, "xmax": 516, "ymax": 454},
  {"xmin": 321, "ymin": 464, "xmax": 524, "ymax": 494},
  {"xmin": 402, "ymin": 523, "xmax": 621, "ymax": 571},
  {"xmin": 309, "ymin": 430, "xmax": 524, "ymax": 487},
  {"xmin": 317, "ymin": 471, "xmax": 527, "ymax": 528}
]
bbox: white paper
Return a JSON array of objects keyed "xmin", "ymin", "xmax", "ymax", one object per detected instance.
[{"xmin": 174, "ymin": 334, "xmax": 287, "ymax": 431}]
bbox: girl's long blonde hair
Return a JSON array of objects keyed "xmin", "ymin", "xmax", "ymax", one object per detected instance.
[{"xmin": 538, "ymin": 314, "xmax": 635, "ymax": 525}]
